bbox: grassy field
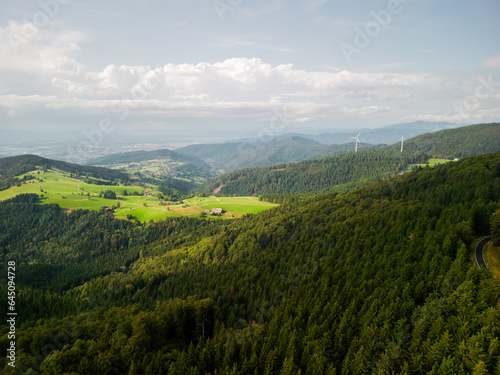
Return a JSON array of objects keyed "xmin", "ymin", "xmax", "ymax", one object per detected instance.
[
  {"xmin": 428, "ymin": 158, "xmax": 452, "ymax": 165},
  {"xmin": 484, "ymin": 241, "xmax": 500, "ymax": 279},
  {"xmin": 0, "ymin": 169, "xmax": 278, "ymax": 221},
  {"xmin": 183, "ymin": 196, "xmax": 278, "ymax": 217},
  {"xmin": 115, "ymin": 196, "xmax": 279, "ymax": 221},
  {"xmin": 406, "ymin": 158, "xmax": 455, "ymax": 172},
  {"xmin": 0, "ymin": 170, "xmax": 147, "ymax": 211}
]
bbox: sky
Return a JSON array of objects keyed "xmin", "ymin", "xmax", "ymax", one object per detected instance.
[{"xmin": 0, "ymin": 0, "xmax": 499, "ymax": 145}]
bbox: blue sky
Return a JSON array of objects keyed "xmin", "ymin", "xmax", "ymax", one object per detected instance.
[{"xmin": 0, "ymin": 0, "xmax": 499, "ymax": 141}]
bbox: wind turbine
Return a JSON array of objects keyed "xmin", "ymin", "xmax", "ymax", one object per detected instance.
[
  {"xmin": 400, "ymin": 136, "xmax": 405, "ymax": 153},
  {"xmin": 351, "ymin": 132, "xmax": 361, "ymax": 152}
]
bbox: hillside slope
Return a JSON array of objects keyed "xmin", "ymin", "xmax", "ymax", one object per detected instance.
[
  {"xmin": 1, "ymin": 152, "xmax": 499, "ymax": 373},
  {"xmin": 0, "ymin": 154, "xmax": 130, "ymax": 181},
  {"xmin": 389, "ymin": 122, "xmax": 500, "ymax": 158},
  {"xmin": 202, "ymin": 122, "xmax": 500, "ymax": 195}
]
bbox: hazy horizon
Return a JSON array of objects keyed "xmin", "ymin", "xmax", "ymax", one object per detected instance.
[
  {"xmin": 0, "ymin": 119, "xmax": 472, "ymax": 164},
  {"xmin": 1, "ymin": 0, "xmax": 499, "ymax": 159}
]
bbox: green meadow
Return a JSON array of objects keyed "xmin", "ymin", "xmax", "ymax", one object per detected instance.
[
  {"xmin": 0, "ymin": 170, "xmax": 146, "ymax": 211},
  {"xmin": 427, "ymin": 158, "xmax": 452, "ymax": 165},
  {"xmin": 0, "ymin": 169, "xmax": 278, "ymax": 221},
  {"xmin": 184, "ymin": 196, "xmax": 278, "ymax": 214},
  {"xmin": 406, "ymin": 158, "xmax": 454, "ymax": 172}
]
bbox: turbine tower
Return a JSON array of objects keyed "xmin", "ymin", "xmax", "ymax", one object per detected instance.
[
  {"xmin": 400, "ymin": 136, "xmax": 405, "ymax": 153},
  {"xmin": 351, "ymin": 133, "xmax": 361, "ymax": 152}
]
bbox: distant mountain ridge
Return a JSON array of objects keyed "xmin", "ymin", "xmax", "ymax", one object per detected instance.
[
  {"xmin": 176, "ymin": 121, "xmax": 457, "ymax": 172},
  {"xmin": 177, "ymin": 135, "xmax": 384, "ymax": 172},
  {"xmin": 275, "ymin": 121, "xmax": 458, "ymax": 145},
  {"xmin": 201, "ymin": 122, "xmax": 499, "ymax": 196}
]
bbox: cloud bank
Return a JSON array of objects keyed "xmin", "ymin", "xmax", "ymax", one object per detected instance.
[{"xmin": 1, "ymin": 23, "xmax": 499, "ymax": 131}]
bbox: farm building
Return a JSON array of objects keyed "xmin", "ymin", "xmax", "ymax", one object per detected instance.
[{"xmin": 211, "ymin": 208, "xmax": 223, "ymax": 214}]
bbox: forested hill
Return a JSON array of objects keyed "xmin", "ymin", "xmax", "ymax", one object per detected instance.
[
  {"xmin": 387, "ymin": 122, "xmax": 500, "ymax": 158},
  {"xmin": 201, "ymin": 122, "xmax": 500, "ymax": 195},
  {"xmin": 202, "ymin": 149, "xmax": 421, "ymax": 195},
  {"xmin": 176, "ymin": 136, "xmax": 382, "ymax": 172},
  {"xmin": 0, "ymin": 154, "xmax": 130, "ymax": 191},
  {"xmin": 1, "ymin": 152, "xmax": 499, "ymax": 374}
]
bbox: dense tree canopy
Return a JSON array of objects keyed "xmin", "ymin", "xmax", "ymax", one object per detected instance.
[
  {"xmin": 201, "ymin": 149, "xmax": 426, "ymax": 195},
  {"xmin": 0, "ymin": 152, "xmax": 499, "ymax": 374}
]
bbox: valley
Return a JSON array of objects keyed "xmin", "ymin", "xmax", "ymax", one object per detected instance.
[
  {"xmin": 0, "ymin": 122, "xmax": 499, "ymax": 374},
  {"xmin": 1, "ymin": 151, "xmax": 499, "ymax": 374},
  {"xmin": 2, "ymin": 1, "xmax": 498, "ymax": 372}
]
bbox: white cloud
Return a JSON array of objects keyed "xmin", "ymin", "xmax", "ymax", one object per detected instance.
[
  {"xmin": 1, "ymin": 24, "xmax": 499, "ymax": 127},
  {"xmin": 0, "ymin": 21, "xmax": 87, "ymax": 74},
  {"xmin": 483, "ymin": 53, "xmax": 500, "ymax": 70},
  {"xmin": 0, "ymin": 53, "xmax": 471, "ymax": 122},
  {"xmin": 342, "ymin": 105, "xmax": 391, "ymax": 116}
]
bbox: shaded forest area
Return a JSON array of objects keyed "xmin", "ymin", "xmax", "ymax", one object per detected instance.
[{"xmin": 0, "ymin": 152, "xmax": 499, "ymax": 373}]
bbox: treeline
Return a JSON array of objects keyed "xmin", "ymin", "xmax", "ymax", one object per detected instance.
[
  {"xmin": 158, "ymin": 178, "xmax": 196, "ymax": 195},
  {"xmin": 259, "ymin": 193, "xmax": 322, "ymax": 205},
  {"xmin": 0, "ymin": 153, "xmax": 499, "ymax": 373}
]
